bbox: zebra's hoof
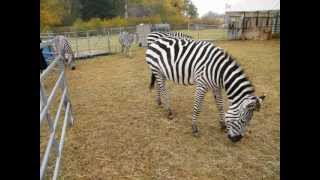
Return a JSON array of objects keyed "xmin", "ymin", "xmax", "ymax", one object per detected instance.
[
  {"xmin": 167, "ymin": 110, "xmax": 175, "ymax": 120},
  {"xmin": 220, "ymin": 125, "xmax": 226, "ymax": 132},
  {"xmin": 71, "ymin": 67, "xmax": 76, "ymax": 70},
  {"xmin": 192, "ymin": 124, "xmax": 199, "ymax": 134},
  {"xmin": 157, "ymin": 101, "xmax": 162, "ymax": 106}
]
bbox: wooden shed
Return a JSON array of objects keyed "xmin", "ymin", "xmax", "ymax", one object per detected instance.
[{"xmin": 225, "ymin": 0, "xmax": 280, "ymax": 40}]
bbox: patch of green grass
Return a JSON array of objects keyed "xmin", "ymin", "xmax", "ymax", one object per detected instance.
[
  {"xmin": 66, "ymin": 29, "xmax": 228, "ymax": 55},
  {"xmin": 177, "ymin": 29, "xmax": 228, "ymax": 40}
]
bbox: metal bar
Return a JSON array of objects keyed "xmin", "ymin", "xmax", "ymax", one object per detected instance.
[
  {"xmin": 40, "ymin": 82, "xmax": 54, "ymax": 132},
  {"xmin": 40, "ymin": 71, "xmax": 64, "ymax": 126},
  {"xmin": 75, "ymin": 32, "xmax": 79, "ymax": 56},
  {"xmin": 107, "ymin": 31, "xmax": 111, "ymax": 53},
  {"xmin": 40, "ymin": 39, "xmax": 54, "ymax": 49},
  {"xmin": 87, "ymin": 31, "xmax": 91, "ymax": 53},
  {"xmin": 52, "ymin": 102, "xmax": 71, "ymax": 180},
  {"xmin": 40, "ymin": 56, "xmax": 62, "ymax": 82},
  {"xmin": 40, "ymin": 89, "xmax": 68, "ymax": 180}
]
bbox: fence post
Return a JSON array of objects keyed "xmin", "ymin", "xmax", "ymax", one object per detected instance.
[
  {"xmin": 75, "ymin": 32, "xmax": 79, "ymax": 58},
  {"xmin": 87, "ymin": 31, "xmax": 91, "ymax": 55},
  {"xmin": 107, "ymin": 30, "xmax": 111, "ymax": 53}
]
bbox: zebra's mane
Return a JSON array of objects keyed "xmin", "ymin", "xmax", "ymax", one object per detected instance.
[{"xmin": 222, "ymin": 49, "xmax": 256, "ymax": 94}]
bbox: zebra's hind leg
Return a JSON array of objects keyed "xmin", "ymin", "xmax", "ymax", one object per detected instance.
[
  {"xmin": 156, "ymin": 77, "xmax": 175, "ymax": 120},
  {"xmin": 213, "ymin": 88, "xmax": 226, "ymax": 131},
  {"xmin": 191, "ymin": 85, "xmax": 208, "ymax": 135}
]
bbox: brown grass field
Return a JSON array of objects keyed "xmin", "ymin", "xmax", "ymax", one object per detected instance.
[{"xmin": 41, "ymin": 39, "xmax": 279, "ymax": 179}]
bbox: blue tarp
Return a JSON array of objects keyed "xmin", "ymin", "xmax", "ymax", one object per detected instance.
[{"xmin": 41, "ymin": 46, "xmax": 55, "ymax": 62}]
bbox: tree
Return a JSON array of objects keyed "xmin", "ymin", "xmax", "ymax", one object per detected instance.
[
  {"xmin": 40, "ymin": 0, "xmax": 67, "ymax": 30},
  {"xmin": 184, "ymin": 0, "xmax": 198, "ymax": 19},
  {"xmin": 79, "ymin": 0, "xmax": 116, "ymax": 20},
  {"xmin": 62, "ymin": 0, "xmax": 82, "ymax": 26}
]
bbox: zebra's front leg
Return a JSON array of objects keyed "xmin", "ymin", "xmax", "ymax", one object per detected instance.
[
  {"xmin": 213, "ymin": 88, "xmax": 226, "ymax": 130},
  {"xmin": 154, "ymin": 82, "xmax": 162, "ymax": 106},
  {"xmin": 191, "ymin": 86, "xmax": 208, "ymax": 135},
  {"xmin": 120, "ymin": 45, "xmax": 124, "ymax": 54},
  {"xmin": 156, "ymin": 78, "xmax": 174, "ymax": 119}
]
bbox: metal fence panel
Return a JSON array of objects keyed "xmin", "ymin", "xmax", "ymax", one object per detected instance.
[{"xmin": 40, "ymin": 40, "xmax": 74, "ymax": 180}]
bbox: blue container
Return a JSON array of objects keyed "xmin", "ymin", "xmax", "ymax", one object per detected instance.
[{"xmin": 41, "ymin": 46, "xmax": 55, "ymax": 63}]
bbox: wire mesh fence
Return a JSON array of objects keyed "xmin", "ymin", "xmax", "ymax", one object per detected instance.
[{"xmin": 40, "ymin": 19, "xmax": 280, "ymax": 60}]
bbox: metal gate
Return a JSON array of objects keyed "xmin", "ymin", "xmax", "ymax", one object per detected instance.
[{"xmin": 40, "ymin": 40, "xmax": 74, "ymax": 180}]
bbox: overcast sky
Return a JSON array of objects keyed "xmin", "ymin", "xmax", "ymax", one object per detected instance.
[{"xmin": 192, "ymin": 0, "xmax": 242, "ymax": 17}]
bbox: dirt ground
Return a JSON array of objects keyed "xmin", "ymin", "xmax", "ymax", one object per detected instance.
[{"xmin": 56, "ymin": 40, "xmax": 279, "ymax": 179}]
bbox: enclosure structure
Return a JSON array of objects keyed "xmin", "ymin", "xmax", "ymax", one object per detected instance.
[
  {"xmin": 41, "ymin": 29, "xmax": 113, "ymax": 60},
  {"xmin": 136, "ymin": 24, "xmax": 171, "ymax": 47},
  {"xmin": 225, "ymin": 0, "xmax": 280, "ymax": 40},
  {"xmin": 136, "ymin": 24, "xmax": 151, "ymax": 47},
  {"xmin": 40, "ymin": 40, "xmax": 75, "ymax": 180}
]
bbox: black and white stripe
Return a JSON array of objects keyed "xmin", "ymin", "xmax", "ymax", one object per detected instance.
[
  {"xmin": 119, "ymin": 31, "xmax": 136, "ymax": 57},
  {"xmin": 146, "ymin": 36, "xmax": 265, "ymax": 142},
  {"xmin": 147, "ymin": 31, "xmax": 192, "ymax": 46},
  {"xmin": 53, "ymin": 35, "xmax": 76, "ymax": 70}
]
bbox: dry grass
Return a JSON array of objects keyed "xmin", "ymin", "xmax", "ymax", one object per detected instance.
[{"xmin": 43, "ymin": 39, "xmax": 279, "ymax": 179}]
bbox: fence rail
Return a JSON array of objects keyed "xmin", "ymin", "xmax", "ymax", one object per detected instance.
[{"xmin": 40, "ymin": 40, "xmax": 74, "ymax": 180}]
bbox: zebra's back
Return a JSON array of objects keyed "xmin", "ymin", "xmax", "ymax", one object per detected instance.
[
  {"xmin": 146, "ymin": 36, "xmax": 218, "ymax": 86},
  {"xmin": 147, "ymin": 31, "xmax": 192, "ymax": 46}
]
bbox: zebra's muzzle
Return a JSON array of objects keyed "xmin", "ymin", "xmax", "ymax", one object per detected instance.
[{"xmin": 228, "ymin": 134, "xmax": 243, "ymax": 142}]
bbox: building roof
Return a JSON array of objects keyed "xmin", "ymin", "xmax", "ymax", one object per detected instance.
[{"xmin": 225, "ymin": 0, "xmax": 280, "ymax": 12}]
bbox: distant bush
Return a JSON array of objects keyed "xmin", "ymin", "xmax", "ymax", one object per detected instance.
[
  {"xmin": 69, "ymin": 15, "xmax": 172, "ymax": 31},
  {"xmin": 43, "ymin": 15, "xmax": 199, "ymax": 33}
]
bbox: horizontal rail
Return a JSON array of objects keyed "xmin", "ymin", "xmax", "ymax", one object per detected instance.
[
  {"xmin": 40, "ymin": 70, "xmax": 64, "ymax": 126},
  {"xmin": 40, "ymin": 56, "xmax": 63, "ymax": 82},
  {"xmin": 40, "ymin": 39, "xmax": 54, "ymax": 49},
  {"xmin": 40, "ymin": 88, "xmax": 67, "ymax": 180},
  {"xmin": 52, "ymin": 102, "xmax": 71, "ymax": 180}
]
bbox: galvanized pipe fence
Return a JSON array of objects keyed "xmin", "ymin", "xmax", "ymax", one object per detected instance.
[
  {"xmin": 40, "ymin": 39, "xmax": 74, "ymax": 180},
  {"xmin": 40, "ymin": 26, "xmax": 137, "ymax": 60}
]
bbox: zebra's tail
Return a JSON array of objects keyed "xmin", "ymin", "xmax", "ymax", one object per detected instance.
[{"xmin": 149, "ymin": 73, "xmax": 156, "ymax": 90}]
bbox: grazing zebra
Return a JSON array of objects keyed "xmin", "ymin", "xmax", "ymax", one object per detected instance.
[
  {"xmin": 119, "ymin": 31, "xmax": 136, "ymax": 57},
  {"xmin": 147, "ymin": 31, "xmax": 192, "ymax": 46},
  {"xmin": 146, "ymin": 36, "xmax": 265, "ymax": 142},
  {"xmin": 53, "ymin": 35, "xmax": 76, "ymax": 70}
]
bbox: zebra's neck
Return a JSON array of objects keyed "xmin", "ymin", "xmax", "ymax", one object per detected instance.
[{"xmin": 216, "ymin": 53, "xmax": 255, "ymax": 110}]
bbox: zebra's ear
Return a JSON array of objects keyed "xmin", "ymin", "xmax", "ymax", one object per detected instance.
[
  {"xmin": 255, "ymin": 94, "xmax": 266, "ymax": 111},
  {"xmin": 258, "ymin": 94, "xmax": 266, "ymax": 104}
]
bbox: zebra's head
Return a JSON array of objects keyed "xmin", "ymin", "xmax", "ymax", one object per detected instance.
[{"xmin": 225, "ymin": 95, "xmax": 266, "ymax": 142}]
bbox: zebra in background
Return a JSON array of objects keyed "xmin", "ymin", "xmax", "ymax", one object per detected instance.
[
  {"xmin": 53, "ymin": 35, "xmax": 76, "ymax": 70},
  {"xmin": 147, "ymin": 31, "xmax": 192, "ymax": 46},
  {"xmin": 146, "ymin": 36, "xmax": 265, "ymax": 142},
  {"xmin": 119, "ymin": 31, "xmax": 136, "ymax": 57}
]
